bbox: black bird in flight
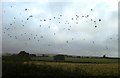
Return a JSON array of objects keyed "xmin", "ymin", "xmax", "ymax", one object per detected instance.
[{"xmin": 25, "ymin": 9, "xmax": 27, "ymax": 11}]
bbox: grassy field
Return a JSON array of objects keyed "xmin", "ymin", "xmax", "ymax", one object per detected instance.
[
  {"xmin": 31, "ymin": 56, "xmax": 119, "ymax": 63},
  {"xmin": 2, "ymin": 60, "xmax": 119, "ymax": 78},
  {"xmin": 31, "ymin": 56, "xmax": 54, "ymax": 61},
  {"xmin": 27, "ymin": 61, "xmax": 119, "ymax": 76},
  {"xmin": 2, "ymin": 56, "xmax": 119, "ymax": 78},
  {"xmin": 65, "ymin": 57, "xmax": 118, "ymax": 63}
]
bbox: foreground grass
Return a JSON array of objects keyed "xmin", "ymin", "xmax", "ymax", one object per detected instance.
[
  {"xmin": 2, "ymin": 61, "xmax": 89, "ymax": 78},
  {"xmin": 27, "ymin": 61, "xmax": 119, "ymax": 76},
  {"xmin": 2, "ymin": 60, "xmax": 119, "ymax": 78}
]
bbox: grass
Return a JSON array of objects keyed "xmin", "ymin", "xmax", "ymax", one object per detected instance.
[
  {"xmin": 2, "ymin": 60, "xmax": 119, "ymax": 78},
  {"xmin": 65, "ymin": 57, "xmax": 118, "ymax": 63},
  {"xmin": 31, "ymin": 56, "xmax": 54, "ymax": 61},
  {"xmin": 28, "ymin": 61, "xmax": 119, "ymax": 76},
  {"xmin": 2, "ymin": 61, "xmax": 89, "ymax": 78},
  {"xmin": 31, "ymin": 56, "xmax": 119, "ymax": 63},
  {"xmin": 2, "ymin": 56, "xmax": 119, "ymax": 78}
]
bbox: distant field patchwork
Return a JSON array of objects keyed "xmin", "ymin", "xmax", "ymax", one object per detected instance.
[{"xmin": 31, "ymin": 56, "xmax": 119, "ymax": 63}]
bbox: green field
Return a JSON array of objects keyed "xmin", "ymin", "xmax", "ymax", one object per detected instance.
[
  {"xmin": 27, "ymin": 61, "xmax": 119, "ymax": 76},
  {"xmin": 31, "ymin": 56, "xmax": 119, "ymax": 64},
  {"xmin": 2, "ymin": 60, "xmax": 119, "ymax": 78},
  {"xmin": 2, "ymin": 55, "xmax": 119, "ymax": 78}
]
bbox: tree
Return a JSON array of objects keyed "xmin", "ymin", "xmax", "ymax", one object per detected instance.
[
  {"xmin": 103, "ymin": 54, "xmax": 106, "ymax": 58},
  {"xmin": 18, "ymin": 51, "xmax": 29, "ymax": 56},
  {"xmin": 17, "ymin": 51, "xmax": 30, "ymax": 61}
]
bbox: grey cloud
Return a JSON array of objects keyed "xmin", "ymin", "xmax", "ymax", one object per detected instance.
[{"xmin": 2, "ymin": 2, "xmax": 118, "ymax": 57}]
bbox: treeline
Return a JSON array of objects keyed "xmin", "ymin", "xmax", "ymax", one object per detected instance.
[{"xmin": 2, "ymin": 51, "xmax": 120, "ymax": 62}]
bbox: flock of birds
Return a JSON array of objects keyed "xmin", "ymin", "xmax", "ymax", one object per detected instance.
[{"xmin": 2, "ymin": 5, "xmax": 117, "ymax": 51}]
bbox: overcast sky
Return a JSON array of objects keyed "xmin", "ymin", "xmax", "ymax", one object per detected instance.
[{"xmin": 1, "ymin": 0, "xmax": 119, "ymax": 57}]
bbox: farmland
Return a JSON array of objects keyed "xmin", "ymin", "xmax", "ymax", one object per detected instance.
[
  {"xmin": 31, "ymin": 56, "xmax": 119, "ymax": 64},
  {"xmin": 25, "ymin": 61, "xmax": 119, "ymax": 76},
  {"xmin": 2, "ymin": 54, "xmax": 119, "ymax": 78}
]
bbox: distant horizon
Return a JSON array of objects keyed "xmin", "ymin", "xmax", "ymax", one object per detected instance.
[{"xmin": 2, "ymin": 51, "xmax": 119, "ymax": 58}]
